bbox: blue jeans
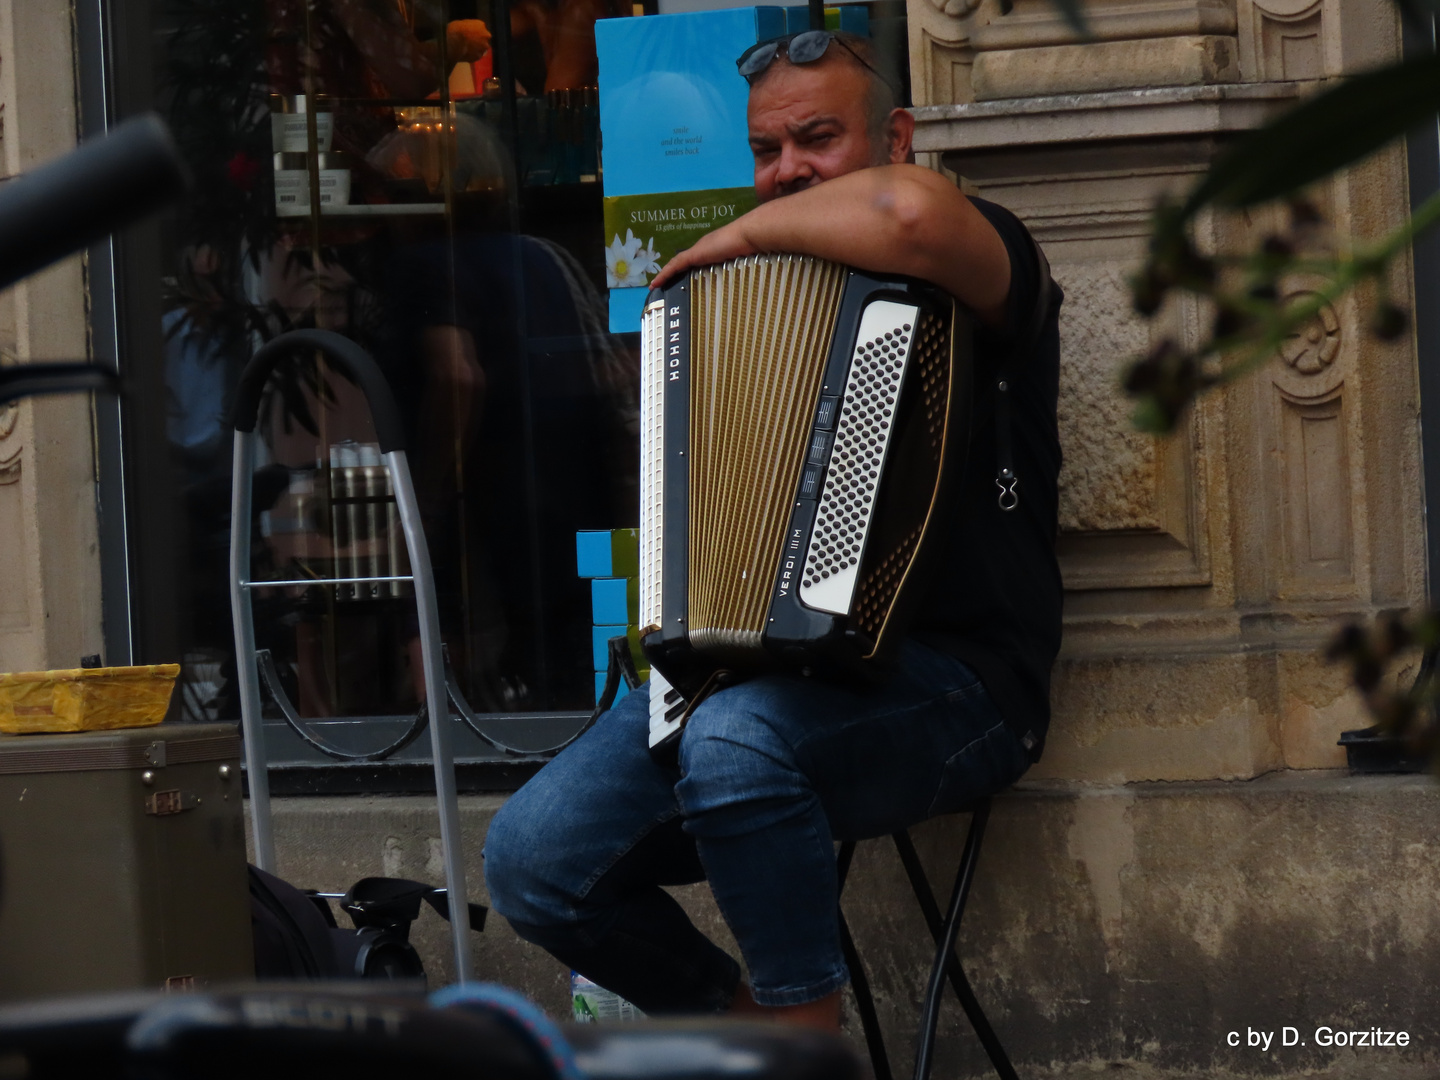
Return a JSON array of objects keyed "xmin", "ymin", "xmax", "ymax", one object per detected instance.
[{"xmin": 483, "ymin": 640, "xmax": 1029, "ymax": 1013}]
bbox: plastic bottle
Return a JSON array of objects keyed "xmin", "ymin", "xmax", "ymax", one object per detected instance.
[{"xmin": 571, "ymin": 971, "xmax": 644, "ymax": 1022}]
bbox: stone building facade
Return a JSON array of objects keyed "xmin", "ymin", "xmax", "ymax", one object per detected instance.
[
  {"xmin": 909, "ymin": 0, "xmax": 1425, "ymax": 785},
  {"xmin": 885, "ymin": 0, "xmax": 1440, "ymax": 1075},
  {"xmin": 0, "ymin": 1, "xmax": 105, "ymax": 679}
]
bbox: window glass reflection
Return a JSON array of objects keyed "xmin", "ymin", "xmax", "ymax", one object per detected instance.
[{"xmin": 156, "ymin": 0, "xmax": 636, "ymax": 730}]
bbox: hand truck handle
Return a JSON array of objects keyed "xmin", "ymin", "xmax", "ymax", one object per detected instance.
[{"xmin": 229, "ymin": 328, "xmax": 408, "ymax": 453}]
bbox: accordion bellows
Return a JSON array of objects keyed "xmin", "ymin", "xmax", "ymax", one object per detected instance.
[
  {"xmin": 640, "ymin": 254, "xmax": 972, "ymax": 749},
  {"xmin": 686, "ymin": 258, "xmax": 846, "ymax": 648}
]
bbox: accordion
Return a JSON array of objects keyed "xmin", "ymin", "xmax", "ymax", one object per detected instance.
[{"xmin": 638, "ymin": 255, "xmax": 973, "ymax": 751}]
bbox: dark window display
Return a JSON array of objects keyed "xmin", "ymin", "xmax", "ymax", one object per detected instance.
[{"xmin": 123, "ymin": 0, "xmax": 640, "ymax": 748}]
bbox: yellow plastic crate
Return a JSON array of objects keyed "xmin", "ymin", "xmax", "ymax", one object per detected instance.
[{"xmin": 0, "ymin": 664, "xmax": 181, "ymax": 735}]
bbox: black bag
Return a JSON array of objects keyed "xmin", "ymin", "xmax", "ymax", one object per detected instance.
[
  {"xmin": 248, "ymin": 867, "xmax": 485, "ymax": 981},
  {"xmin": 248, "ymin": 865, "xmax": 340, "ymax": 978}
]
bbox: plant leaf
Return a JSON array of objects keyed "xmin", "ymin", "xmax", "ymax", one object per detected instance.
[{"xmin": 1185, "ymin": 51, "xmax": 1440, "ymax": 213}]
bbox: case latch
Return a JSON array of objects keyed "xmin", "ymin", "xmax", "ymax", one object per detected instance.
[{"xmin": 145, "ymin": 789, "xmax": 200, "ymax": 816}]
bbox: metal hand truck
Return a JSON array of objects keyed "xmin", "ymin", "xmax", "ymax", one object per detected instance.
[
  {"xmin": 227, "ymin": 329, "xmax": 478, "ymax": 980},
  {"xmin": 227, "ymin": 329, "xmax": 639, "ymax": 982}
]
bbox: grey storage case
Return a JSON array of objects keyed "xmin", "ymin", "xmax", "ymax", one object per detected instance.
[{"xmin": 0, "ymin": 722, "xmax": 253, "ymax": 1000}]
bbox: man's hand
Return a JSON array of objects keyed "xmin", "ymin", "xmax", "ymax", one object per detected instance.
[
  {"xmin": 650, "ymin": 164, "xmax": 1011, "ymax": 325},
  {"xmin": 651, "ymin": 220, "xmax": 760, "ymax": 290}
]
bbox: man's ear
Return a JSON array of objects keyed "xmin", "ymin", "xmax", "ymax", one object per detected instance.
[{"xmin": 886, "ymin": 107, "xmax": 915, "ymax": 164}]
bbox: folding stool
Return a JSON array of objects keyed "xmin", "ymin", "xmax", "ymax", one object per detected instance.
[{"xmin": 837, "ymin": 798, "xmax": 1018, "ymax": 1080}]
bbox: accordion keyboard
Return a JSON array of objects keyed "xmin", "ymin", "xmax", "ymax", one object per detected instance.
[
  {"xmin": 639, "ymin": 299, "xmax": 666, "ymax": 634},
  {"xmin": 646, "ymin": 669, "xmax": 686, "ymax": 749}
]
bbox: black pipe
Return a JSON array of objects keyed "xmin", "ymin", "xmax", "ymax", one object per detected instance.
[
  {"xmin": 0, "ymin": 113, "xmax": 188, "ymax": 296},
  {"xmin": 0, "ymin": 363, "xmax": 118, "ymax": 407},
  {"xmin": 230, "ymin": 329, "xmax": 407, "ymax": 454}
]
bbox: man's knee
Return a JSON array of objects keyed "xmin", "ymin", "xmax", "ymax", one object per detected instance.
[
  {"xmin": 676, "ymin": 685, "xmax": 813, "ymax": 835},
  {"xmin": 680, "ymin": 687, "xmax": 786, "ymax": 778},
  {"xmin": 483, "ymin": 790, "xmax": 573, "ymax": 927}
]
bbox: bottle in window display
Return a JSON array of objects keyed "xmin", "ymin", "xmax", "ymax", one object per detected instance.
[
  {"xmin": 384, "ymin": 462, "xmax": 412, "ymax": 600},
  {"xmin": 329, "ymin": 441, "xmax": 364, "ymax": 601},
  {"xmin": 264, "ymin": 471, "xmax": 325, "ymax": 594},
  {"xmin": 358, "ymin": 443, "xmax": 388, "ymax": 600}
]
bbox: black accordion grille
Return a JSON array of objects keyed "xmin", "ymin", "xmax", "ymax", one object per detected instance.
[
  {"xmin": 687, "ymin": 255, "xmax": 847, "ymax": 651},
  {"xmin": 849, "ymin": 309, "xmax": 953, "ymax": 641}
]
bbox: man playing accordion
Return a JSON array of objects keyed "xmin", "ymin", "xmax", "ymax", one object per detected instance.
[{"xmin": 485, "ymin": 29, "xmax": 1062, "ymax": 1030}]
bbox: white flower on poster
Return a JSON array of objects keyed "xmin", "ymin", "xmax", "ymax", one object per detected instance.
[
  {"xmin": 637, "ymin": 235, "xmax": 661, "ymax": 275},
  {"xmin": 606, "ymin": 229, "xmax": 660, "ymax": 288}
]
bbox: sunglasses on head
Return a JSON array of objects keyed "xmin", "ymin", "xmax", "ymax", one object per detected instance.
[{"xmin": 736, "ymin": 30, "xmax": 897, "ymax": 96}]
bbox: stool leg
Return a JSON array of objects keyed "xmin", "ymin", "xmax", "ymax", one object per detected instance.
[
  {"xmin": 838, "ymin": 841, "xmax": 893, "ymax": 1080},
  {"xmin": 838, "ymin": 905, "xmax": 893, "ymax": 1080},
  {"xmin": 838, "ymin": 839, "xmax": 858, "ymax": 891},
  {"xmin": 894, "ymin": 829, "xmax": 1008, "ymax": 1037},
  {"xmin": 896, "ymin": 802, "xmax": 1019, "ymax": 1080}
]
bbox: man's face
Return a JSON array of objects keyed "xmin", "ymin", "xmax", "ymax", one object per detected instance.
[{"xmin": 747, "ymin": 58, "xmax": 884, "ymax": 203}]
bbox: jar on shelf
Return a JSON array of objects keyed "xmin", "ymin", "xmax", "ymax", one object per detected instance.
[
  {"xmin": 269, "ymin": 93, "xmax": 334, "ymax": 154},
  {"xmin": 273, "ymin": 151, "xmax": 353, "ymax": 215}
]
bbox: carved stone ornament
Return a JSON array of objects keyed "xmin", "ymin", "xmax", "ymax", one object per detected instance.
[
  {"xmin": 927, "ymin": 0, "xmax": 982, "ymax": 20},
  {"xmin": 0, "ymin": 446, "xmax": 19, "ymax": 486},
  {"xmin": 1251, "ymin": 0, "xmax": 1320, "ymax": 19},
  {"xmin": 0, "ymin": 402, "xmax": 15, "ymax": 441},
  {"xmin": 1278, "ymin": 294, "xmax": 1340, "ymax": 375}
]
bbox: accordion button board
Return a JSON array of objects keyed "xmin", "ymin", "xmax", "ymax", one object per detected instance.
[
  {"xmin": 799, "ymin": 299, "xmax": 919, "ymax": 616},
  {"xmin": 638, "ymin": 255, "xmax": 972, "ymax": 753}
]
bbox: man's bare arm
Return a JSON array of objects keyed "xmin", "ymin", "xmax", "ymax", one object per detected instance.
[{"xmin": 650, "ymin": 164, "xmax": 1012, "ymax": 325}]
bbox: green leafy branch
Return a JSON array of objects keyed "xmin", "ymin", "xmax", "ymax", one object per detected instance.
[
  {"xmin": 1327, "ymin": 611, "xmax": 1440, "ymax": 765},
  {"xmin": 1126, "ymin": 186, "xmax": 1440, "ymax": 432},
  {"xmin": 1116, "ymin": 44, "xmax": 1440, "ymax": 762},
  {"xmin": 1124, "ymin": 50, "xmax": 1440, "ymax": 433}
]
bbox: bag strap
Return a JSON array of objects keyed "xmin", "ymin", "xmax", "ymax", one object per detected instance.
[{"xmin": 992, "ymin": 235, "xmax": 1054, "ymax": 513}]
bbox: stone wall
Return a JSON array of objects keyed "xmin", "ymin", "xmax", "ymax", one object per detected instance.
[
  {"xmin": 0, "ymin": 0, "xmax": 105, "ymax": 674},
  {"xmin": 875, "ymin": 1, "xmax": 1440, "ymax": 1075},
  {"xmin": 907, "ymin": 0, "xmax": 1426, "ymax": 783},
  {"xmin": 266, "ymin": 779, "xmax": 1440, "ymax": 1080}
]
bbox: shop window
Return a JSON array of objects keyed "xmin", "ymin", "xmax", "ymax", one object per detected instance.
[
  {"xmin": 107, "ymin": 0, "xmax": 641, "ymax": 778},
  {"xmin": 99, "ymin": 0, "xmax": 906, "ymax": 785}
]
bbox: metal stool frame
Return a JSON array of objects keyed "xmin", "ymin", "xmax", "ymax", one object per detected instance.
[{"xmin": 837, "ymin": 798, "xmax": 1018, "ymax": 1080}]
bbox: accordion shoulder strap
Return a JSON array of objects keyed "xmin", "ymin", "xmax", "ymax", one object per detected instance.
[{"xmin": 992, "ymin": 234, "xmax": 1054, "ymax": 513}]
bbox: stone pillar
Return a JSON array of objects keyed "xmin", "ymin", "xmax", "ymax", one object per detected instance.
[
  {"xmin": 909, "ymin": 0, "xmax": 1424, "ymax": 781},
  {"xmin": 0, "ymin": 0, "xmax": 105, "ymax": 673}
]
